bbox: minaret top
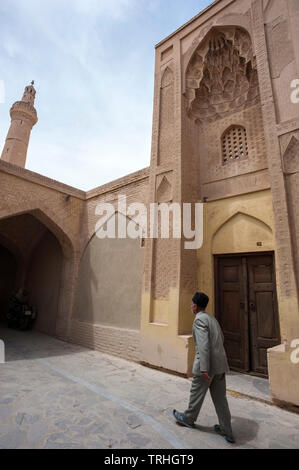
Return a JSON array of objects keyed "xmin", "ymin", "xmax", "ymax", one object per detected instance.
[
  {"xmin": 9, "ymin": 81, "xmax": 38, "ymax": 126},
  {"xmin": 1, "ymin": 82, "xmax": 38, "ymax": 167},
  {"xmin": 22, "ymin": 81, "xmax": 36, "ymax": 105}
]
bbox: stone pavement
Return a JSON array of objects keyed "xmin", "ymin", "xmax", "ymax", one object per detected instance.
[
  {"xmin": 0, "ymin": 327, "xmax": 299, "ymax": 449},
  {"xmin": 226, "ymin": 370, "xmax": 271, "ymax": 404}
]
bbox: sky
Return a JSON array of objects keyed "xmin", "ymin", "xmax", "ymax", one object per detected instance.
[{"xmin": 0, "ymin": 0, "xmax": 214, "ymax": 191}]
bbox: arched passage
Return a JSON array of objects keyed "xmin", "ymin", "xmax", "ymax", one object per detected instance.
[
  {"xmin": 0, "ymin": 244, "xmax": 17, "ymax": 323},
  {"xmin": 0, "ymin": 211, "xmax": 74, "ymax": 337}
]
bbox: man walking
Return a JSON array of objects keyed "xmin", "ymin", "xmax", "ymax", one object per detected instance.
[{"xmin": 173, "ymin": 292, "xmax": 235, "ymax": 444}]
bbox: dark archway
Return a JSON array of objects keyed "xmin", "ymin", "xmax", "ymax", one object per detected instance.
[
  {"xmin": 0, "ymin": 213, "xmax": 64, "ymax": 336},
  {"xmin": 26, "ymin": 229, "xmax": 63, "ymax": 336},
  {"xmin": 0, "ymin": 244, "xmax": 17, "ymax": 323}
]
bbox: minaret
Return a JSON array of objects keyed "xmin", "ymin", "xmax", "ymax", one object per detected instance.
[{"xmin": 1, "ymin": 81, "xmax": 38, "ymax": 168}]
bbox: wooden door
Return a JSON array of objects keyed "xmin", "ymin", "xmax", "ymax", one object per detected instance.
[
  {"xmin": 215, "ymin": 256, "xmax": 249, "ymax": 372},
  {"xmin": 215, "ymin": 253, "xmax": 280, "ymax": 377},
  {"xmin": 247, "ymin": 254, "xmax": 281, "ymax": 376}
]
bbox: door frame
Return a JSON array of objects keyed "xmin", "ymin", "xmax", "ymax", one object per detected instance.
[{"xmin": 214, "ymin": 251, "xmax": 280, "ymax": 378}]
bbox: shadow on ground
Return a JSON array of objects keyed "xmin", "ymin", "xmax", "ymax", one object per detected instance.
[
  {"xmin": 0, "ymin": 325, "xmax": 88, "ymax": 362},
  {"xmin": 196, "ymin": 417, "xmax": 259, "ymax": 446}
]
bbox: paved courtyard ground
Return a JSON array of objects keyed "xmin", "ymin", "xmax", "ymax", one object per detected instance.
[{"xmin": 0, "ymin": 327, "xmax": 299, "ymax": 449}]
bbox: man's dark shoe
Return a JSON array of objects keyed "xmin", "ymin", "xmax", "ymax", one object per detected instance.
[
  {"xmin": 214, "ymin": 424, "xmax": 235, "ymax": 443},
  {"xmin": 173, "ymin": 410, "xmax": 195, "ymax": 429}
]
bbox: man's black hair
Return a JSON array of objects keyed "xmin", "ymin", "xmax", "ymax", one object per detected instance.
[{"xmin": 192, "ymin": 292, "xmax": 209, "ymax": 309}]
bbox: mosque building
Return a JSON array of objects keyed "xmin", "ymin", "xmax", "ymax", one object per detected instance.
[{"xmin": 0, "ymin": 0, "xmax": 298, "ymax": 407}]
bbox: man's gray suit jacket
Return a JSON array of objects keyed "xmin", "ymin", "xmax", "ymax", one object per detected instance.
[{"xmin": 192, "ymin": 311, "xmax": 230, "ymax": 377}]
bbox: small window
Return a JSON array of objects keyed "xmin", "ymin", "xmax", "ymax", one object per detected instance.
[{"xmin": 222, "ymin": 125, "xmax": 248, "ymax": 164}]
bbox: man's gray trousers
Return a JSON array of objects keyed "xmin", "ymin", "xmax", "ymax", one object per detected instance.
[{"xmin": 184, "ymin": 373, "xmax": 233, "ymax": 438}]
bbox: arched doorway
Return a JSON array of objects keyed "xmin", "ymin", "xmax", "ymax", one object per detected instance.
[
  {"xmin": 0, "ymin": 213, "xmax": 64, "ymax": 336},
  {"xmin": 0, "ymin": 245, "xmax": 17, "ymax": 324},
  {"xmin": 212, "ymin": 212, "xmax": 281, "ymax": 377}
]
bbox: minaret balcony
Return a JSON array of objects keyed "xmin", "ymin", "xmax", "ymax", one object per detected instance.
[{"xmin": 10, "ymin": 101, "xmax": 38, "ymax": 125}]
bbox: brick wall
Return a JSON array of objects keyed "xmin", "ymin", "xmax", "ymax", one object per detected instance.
[{"xmin": 69, "ymin": 320, "xmax": 142, "ymax": 363}]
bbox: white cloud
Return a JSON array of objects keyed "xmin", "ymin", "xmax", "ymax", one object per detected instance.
[
  {"xmin": 71, "ymin": 0, "xmax": 139, "ymax": 19},
  {"xmin": 2, "ymin": 36, "xmax": 21, "ymax": 59},
  {"xmin": 0, "ymin": 81, "xmax": 5, "ymax": 104}
]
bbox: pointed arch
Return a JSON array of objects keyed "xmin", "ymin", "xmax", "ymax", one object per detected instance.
[
  {"xmin": 283, "ymin": 135, "xmax": 299, "ymax": 174},
  {"xmin": 183, "ymin": 25, "xmax": 258, "ymax": 124},
  {"xmin": 156, "ymin": 175, "xmax": 172, "ymax": 203},
  {"xmin": 212, "ymin": 211, "xmax": 274, "ymax": 254},
  {"xmin": 161, "ymin": 66, "xmax": 174, "ymax": 89},
  {"xmin": 183, "ymin": 25, "xmax": 253, "ymax": 89},
  {"xmin": 0, "ymin": 203, "xmax": 75, "ymax": 259}
]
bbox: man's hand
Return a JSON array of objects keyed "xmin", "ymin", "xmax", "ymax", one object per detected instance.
[{"xmin": 201, "ymin": 371, "xmax": 212, "ymax": 383}]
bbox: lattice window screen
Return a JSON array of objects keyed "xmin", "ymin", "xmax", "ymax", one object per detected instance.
[{"xmin": 222, "ymin": 126, "xmax": 248, "ymax": 164}]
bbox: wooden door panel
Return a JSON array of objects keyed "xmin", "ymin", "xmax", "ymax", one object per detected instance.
[
  {"xmin": 257, "ymin": 347, "xmax": 268, "ymax": 370},
  {"xmin": 217, "ymin": 257, "xmax": 249, "ymax": 372},
  {"xmin": 252, "ymin": 263, "xmax": 273, "ymax": 283},
  {"xmin": 255, "ymin": 291, "xmax": 276, "ymax": 339},
  {"xmin": 222, "ymin": 265, "xmax": 240, "ymax": 283},
  {"xmin": 222, "ymin": 291, "xmax": 242, "ymax": 362},
  {"xmin": 222, "ymin": 291, "xmax": 241, "ymax": 332},
  {"xmin": 248, "ymin": 255, "xmax": 281, "ymax": 376}
]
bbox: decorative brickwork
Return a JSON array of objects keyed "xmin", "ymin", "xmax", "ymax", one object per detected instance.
[
  {"xmin": 286, "ymin": 173, "xmax": 299, "ymax": 291},
  {"xmin": 222, "ymin": 125, "xmax": 249, "ymax": 164},
  {"xmin": 282, "ymin": 134, "xmax": 299, "ymax": 174},
  {"xmin": 280, "ymin": 131, "xmax": 299, "ymax": 291},
  {"xmin": 265, "ymin": 16, "xmax": 294, "ymax": 79},
  {"xmin": 251, "ymin": 0, "xmax": 298, "ymax": 301},
  {"xmin": 185, "ymin": 26, "xmax": 259, "ymax": 125},
  {"xmin": 158, "ymin": 66, "xmax": 175, "ymax": 166}
]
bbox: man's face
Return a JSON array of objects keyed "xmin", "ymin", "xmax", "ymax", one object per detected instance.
[{"xmin": 191, "ymin": 302, "xmax": 199, "ymax": 315}]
